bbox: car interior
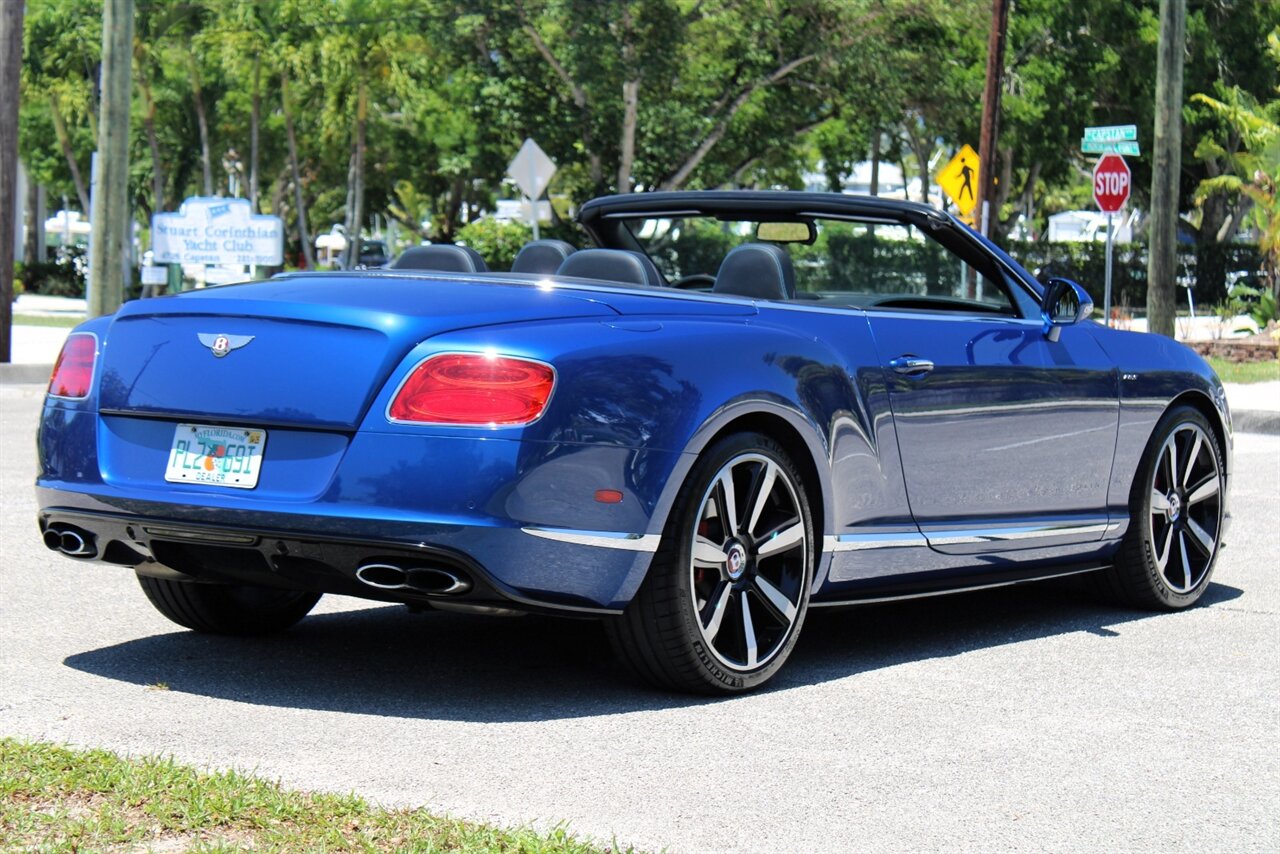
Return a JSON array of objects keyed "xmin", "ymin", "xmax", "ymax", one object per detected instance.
[{"xmin": 385, "ymin": 213, "xmax": 1038, "ymax": 319}]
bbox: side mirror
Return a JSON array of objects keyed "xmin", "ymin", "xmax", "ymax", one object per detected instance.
[{"xmin": 1040, "ymin": 277, "xmax": 1094, "ymax": 342}]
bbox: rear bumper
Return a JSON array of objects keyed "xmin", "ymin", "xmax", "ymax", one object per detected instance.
[{"xmin": 36, "ymin": 495, "xmax": 657, "ymax": 614}]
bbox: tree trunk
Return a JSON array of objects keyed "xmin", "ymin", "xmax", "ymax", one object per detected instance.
[
  {"xmin": 137, "ymin": 62, "xmax": 164, "ymax": 214},
  {"xmin": 521, "ymin": 19, "xmax": 601, "ymax": 191},
  {"xmin": 1146, "ymin": 0, "xmax": 1187, "ymax": 339},
  {"xmin": 281, "ymin": 70, "xmax": 315, "ymax": 270},
  {"xmin": 24, "ymin": 170, "xmax": 41, "ymax": 265},
  {"xmin": 186, "ymin": 51, "xmax": 214, "ymax": 196},
  {"xmin": 617, "ymin": 78, "xmax": 639, "ymax": 193},
  {"xmin": 913, "ymin": 136, "xmax": 932, "ymax": 205},
  {"xmin": 87, "ymin": 0, "xmax": 133, "ymax": 320},
  {"xmin": 341, "ymin": 78, "xmax": 367, "ymax": 270},
  {"xmin": 250, "ymin": 53, "xmax": 260, "ymax": 211},
  {"xmin": 48, "ymin": 97, "xmax": 90, "ymax": 213},
  {"xmin": 869, "ymin": 130, "xmax": 880, "ymax": 196},
  {"xmin": 443, "ymin": 175, "xmax": 465, "ymax": 241},
  {"xmin": 0, "ymin": 0, "xmax": 24, "ymax": 362}
]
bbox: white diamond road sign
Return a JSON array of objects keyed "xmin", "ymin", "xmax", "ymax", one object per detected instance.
[{"xmin": 506, "ymin": 138, "xmax": 557, "ymax": 201}]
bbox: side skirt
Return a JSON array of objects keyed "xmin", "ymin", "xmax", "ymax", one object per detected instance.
[{"xmin": 810, "ymin": 562, "xmax": 1106, "ymax": 608}]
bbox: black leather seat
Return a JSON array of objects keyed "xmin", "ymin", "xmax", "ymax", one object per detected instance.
[
  {"xmin": 712, "ymin": 243, "xmax": 797, "ymax": 300},
  {"xmin": 556, "ymin": 249, "xmax": 664, "ymax": 287},
  {"xmin": 390, "ymin": 244, "xmax": 489, "ymax": 273},
  {"xmin": 511, "ymin": 239, "xmax": 577, "ymax": 274}
]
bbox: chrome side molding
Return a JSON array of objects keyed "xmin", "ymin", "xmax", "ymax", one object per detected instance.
[{"xmin": 522, "ymin": 527, "xmax": 661, "ymax": 552}]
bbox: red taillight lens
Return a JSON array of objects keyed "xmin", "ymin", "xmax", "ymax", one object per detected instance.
[
  {"xmin": 389, "ymin": 353, "xmax": 556, "ymax": 425},
  {"xmin": 48, "ymin": 333, "xmax": 97, "ymax": 399}
]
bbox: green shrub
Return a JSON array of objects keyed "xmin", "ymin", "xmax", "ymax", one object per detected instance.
[
  {"xmin": 456, "ymin": 218, "xmax": 532, "ymax": 272},
  {"xmin": 19, "ymin": 247, "xmax": 87, "ymax": 298}
]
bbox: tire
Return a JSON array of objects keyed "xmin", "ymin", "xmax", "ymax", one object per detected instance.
[
  {"xmin": 605, "ymin": 432, "xmax": 815, "ymax": 694},
  {"xmin": 136, "ymin": 573, "xmax": 321, "ymax": 635},
  {"xmin": 1099, "ymin": 405, "xmax": 1225, "ymax": 610}
]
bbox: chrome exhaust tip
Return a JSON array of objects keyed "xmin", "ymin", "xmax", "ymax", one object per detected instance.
[
  {"xmin": 355, "ymin": 563, "xmax": 408, "ymax": 589},
  {"xmin": 60, "ymin": 530, "xmax": 92, "ymax": 556},
  {"xmin": 406, "ymin": 567, "xmax": 471, "ymax": 595},
  {"xmin": 42, "ymin": 529, "xmax": 63, "ymax": 551}
]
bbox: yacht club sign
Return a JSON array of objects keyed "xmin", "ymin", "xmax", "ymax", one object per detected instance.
[{"xmin": 152, "ymin": 197, "xmax": 283, "ymax": 266}]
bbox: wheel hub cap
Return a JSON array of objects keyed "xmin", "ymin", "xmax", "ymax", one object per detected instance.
[
  {"xmin": 1166, "ymin": 491, "xmax": 1182, "ymax": 523},
  {"xmin": 725, "ymin": 542, "xmax": 748, "ymax": 580}
]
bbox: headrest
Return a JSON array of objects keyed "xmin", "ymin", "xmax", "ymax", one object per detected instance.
[
  {"xmin": 511, "ymin": 239, "xmax": 577, "ymax": 275},
  {"xmin": 556, "ymin": 249, "xmax": 663, "ymax": 287},
  {"xmin": 713, "ymin": 243, "xmax": 796, "ymax": 301},
  {"xmin": 390, "ymin": 244, "xmax": 489, "ymax": 273}
]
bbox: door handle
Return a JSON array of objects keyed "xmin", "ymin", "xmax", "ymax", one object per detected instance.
[{"xmin": 889, "ymin": 356, "xmax": 935, "ymax": 376}]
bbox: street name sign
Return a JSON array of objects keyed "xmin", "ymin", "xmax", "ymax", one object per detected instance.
[
  {"xmin": 1093, "ymin": 154, "xmax": 1131, "ymax": 213},
  {"xmin": 1083, "ymin": 124, "xmax": 1137, "ymax": 143},
  {"xmin": 1081, "ymin": 139, "xmax": 1141, "ymax": 156},
  {"xmin": 937, "ymin": 144, "xmax": 981, "ymax": 217},
  {"xmin": 152, "ymin": 197, "xmax": 283, "ymax": 266}
]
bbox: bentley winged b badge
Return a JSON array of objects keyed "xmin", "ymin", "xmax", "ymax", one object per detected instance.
[{"xmin": 197, "ymin": 333, "xmax": 255, "ymax": 358}]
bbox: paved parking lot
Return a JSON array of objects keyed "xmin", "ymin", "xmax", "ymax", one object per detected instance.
[{"xmin": 2, "ymin": 381, "xmax": 1277, "ymax": 852}]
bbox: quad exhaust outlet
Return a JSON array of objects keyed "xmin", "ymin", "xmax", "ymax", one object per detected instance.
[
  {"xmin": 42, "ymin": 525, "xmax": 97, "ymax": 558},
  {"xmin": 355, "ymin": 562, "xmax": 471, "ymax": 595}
]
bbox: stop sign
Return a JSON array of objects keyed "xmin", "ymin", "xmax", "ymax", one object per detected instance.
[{"xmin": 1093, "ymin": 154, "xmax": 1131, "ymax": 213}]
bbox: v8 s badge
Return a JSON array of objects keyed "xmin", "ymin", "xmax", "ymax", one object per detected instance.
[{"xmin": 197, "ymin": 333, "xmax": 255, "ymax": 358}]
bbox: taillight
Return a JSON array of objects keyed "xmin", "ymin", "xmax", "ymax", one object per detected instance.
[
  {"xmin": 48, "ymin": 333, "xmax": 98, "ymax": 399},
  {"xmin": 388, "ymin": 353, "xmax": 555, "ymax": 425}
]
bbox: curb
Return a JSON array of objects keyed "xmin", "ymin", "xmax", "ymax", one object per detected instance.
[
  {"xmin": 1234, "ymin": 409, "xmax": 1280, "ymax": 436},
  {"xmin": 0, "ymin": 363, "xmax": 52, "ymax": 385}
]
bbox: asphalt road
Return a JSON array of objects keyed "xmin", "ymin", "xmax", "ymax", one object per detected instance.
[{"xmin": 2, "ymin": 382, "xmax": 1277, "ymax": 853}]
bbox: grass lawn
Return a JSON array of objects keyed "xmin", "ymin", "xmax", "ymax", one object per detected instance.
[
  {"xmin": 13, "ymin": 313, "xmax": 85, "ymax": 328},
  {"xmin": 1, "ymin": 738, "xmax": 622, "ymax": 853},
  {"xmin": 1206, "ymin": 357, "xmax": 1280, "ymax": 384}
]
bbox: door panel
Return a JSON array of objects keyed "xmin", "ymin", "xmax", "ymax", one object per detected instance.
[{"xmin": 866, "ymin": 312, "xmax": 1119, "ymax": 553}]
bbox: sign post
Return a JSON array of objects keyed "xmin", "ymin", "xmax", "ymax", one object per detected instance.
[
  {"xmin": 505, "ymin": 139, "xmax": 556, "ymax": 241},
  {"xmin": 1092, "ymin": 153, "xmax": 1131, "ymax": 327}
]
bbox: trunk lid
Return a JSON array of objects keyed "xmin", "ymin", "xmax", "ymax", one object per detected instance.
[{"xmin": 97, "ymin": 275, "xmax": 618, "ymax": 428}]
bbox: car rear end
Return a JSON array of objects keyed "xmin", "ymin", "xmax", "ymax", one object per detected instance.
[{"xmin": 35, "ymin": 274, "xmax": 684, "ymax": 615}]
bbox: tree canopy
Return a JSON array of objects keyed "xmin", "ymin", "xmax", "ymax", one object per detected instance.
[{"xmin": 17, "ymin": 0, "xmax": 1280, "ymax": 261}]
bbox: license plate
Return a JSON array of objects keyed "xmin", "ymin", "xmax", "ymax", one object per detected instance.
[{"xmin": 164, "ymin": 423, "xmax": 266, "ymax": 489}]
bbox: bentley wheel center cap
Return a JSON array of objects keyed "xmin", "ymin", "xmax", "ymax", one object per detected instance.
[{"xmin": 725, "ymin": 543, "xmax": 748, "ymax": 580}]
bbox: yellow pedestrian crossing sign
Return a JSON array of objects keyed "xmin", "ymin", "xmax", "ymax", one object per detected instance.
[{"xmin": 938, "ymin": 145, "xmax": 981, "ymax": 216}]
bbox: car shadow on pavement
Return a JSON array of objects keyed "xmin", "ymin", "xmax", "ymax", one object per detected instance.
[{"xmin": 64, "ymin": 577, "xmax": 1243, "ymax": 722}]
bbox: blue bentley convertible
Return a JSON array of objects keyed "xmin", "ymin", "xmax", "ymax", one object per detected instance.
[{"xmin": 36, "ymin": 192, "xmax": 1231, "ymax": 693}]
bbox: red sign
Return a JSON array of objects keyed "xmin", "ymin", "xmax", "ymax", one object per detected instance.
[{"xmin": 1093, "ymin": 154, "xmax": 1131, "ymax": 213}]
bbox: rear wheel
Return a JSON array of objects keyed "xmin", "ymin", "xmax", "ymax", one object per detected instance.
[
  {"xmin": 1101, "ymin": 406, "xmax": 1224, "ymax": 609},
  {"xmin": 136, "ymin": 573, "xmax": 321, "ymax": 635},
  {"xmin": 606, "ymin": 433, "xmax": 814, "ymax": 694}
]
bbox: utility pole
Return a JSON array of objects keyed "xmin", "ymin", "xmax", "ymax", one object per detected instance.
[
  {"xmin": 87, "ymin": 0, "xmax": 134, "ymax": 319},
  {"xmin": 0, "ymin": 0, "xmax": 24, "ymax": 363},
  {"xmin": 977, "ymin": 0, "xmax": 1010, "ymax": 240},
  {"xmin": 1146, "ymin": 0, "xmax": 1186, "ymax": 339}
]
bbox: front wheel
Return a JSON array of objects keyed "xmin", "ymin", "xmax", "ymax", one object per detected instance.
[
  {"xmin": 1100, "ymin": 405, "xmax": 1225, "ymax": 610},
  {"xmin": 136, "ymin": 573, "xmax": 321, "ymax": 635},
  {"xmin": 606, "ymin": 433, "xmax": 814, "ymax": 694}
]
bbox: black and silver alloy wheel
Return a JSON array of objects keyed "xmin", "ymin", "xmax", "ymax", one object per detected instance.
[
  {"xmin": 689, "ymin": 453, "xmax": 808, "ymax": 672},
  {"xmin": 1146, "ymin": 422, "xmax": 1221, "ymax": 595},
  {"xmin": 606, "ymin": 432, "xmax": 814, "ymax": 694},
  {"xmin": 1101, "ymin": 405, "xmax": 1225, "ymax": 610}
]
